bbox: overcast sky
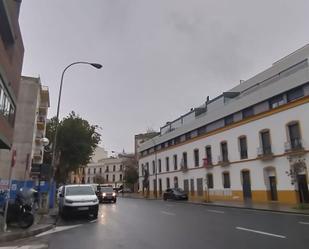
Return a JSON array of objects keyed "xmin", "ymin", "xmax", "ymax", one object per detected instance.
[{"xmin": 19, "ymin": 0, "xmax": 309, "ymax": 153}]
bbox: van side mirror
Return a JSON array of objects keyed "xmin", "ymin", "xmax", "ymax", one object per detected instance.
[{"xmin": 59, "ymin": 193, "xmax": 64, "ymax": 198}]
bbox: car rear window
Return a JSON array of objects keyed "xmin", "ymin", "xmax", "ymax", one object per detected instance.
[{"xmin": 101, "ymin": 187, "xmax": 113, "ymax": 192}]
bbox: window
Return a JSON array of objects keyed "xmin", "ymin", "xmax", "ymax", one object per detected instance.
[
  {"xmin": 99, "ymin": 168, "xmax": 102, "ymax": 174},
  {"xmin": 206, "ymin": 174, "xmax": 214, "ymax": 189},
  {"xmin": 288, "ymin": 122, "xmax": 302, "ymax": 149},
  {"xmin": 183, "ymin": 179, "xmax": 189, "ymax": 193},
  {"xmin": 106, "ymin": 175, "xmax": 109, "ymax": 181},
  {"xmin": 185, "ymin": 132, "xmax": 191, "ymax": 140},
  {"xmin": 166, "ymin": 178, "xmax": 170, "ymax": 189},
  {"xmin": 260, "ymin": 130, "xmax": 272, "ymax": 154},
  {"xmin": 221, "ymin": 141, "xmax": 229, "ymax": 162},
  {"xmin": 166, "ymin": 157, "xmax": 169, "ymax": 172},
  {"xmin": 152, "ymin": 160, "xmax": 156, "ymax": 174},
  {"xmin": 239, "ymin": 136, "xmax": 248, "ymax": 159},
  {"xmin": 87, "ymin": 177, "xmax": 90, "ymax": 183},
  {"xmin": 197, "ymin": 178, "xmax": 203, "ymax": 196},
  {"xmin": 120, "ymin": 165, "xmax": 123, "ymax": 171},
  {"xmin": 159, "ymin": 179, "xmax": 162, "ymax": 195},
  {"xmin": 146, "ymin": 162, "xmax": 149, "ymax": 173},
  {"xmin": 88, "ymin": 168, "xmax": 90, "ymax": 174},
  {"xmin": 106, "ymin": 166, "xmax": 109, "ymax": 172},
  {"xmin": 119, "ymin": 174, "xmax": 122, "ymax": 181},
  {"xmin": 182, "ymin": 152, "xmax": 188, "ymax": 169},
  {"xmin": 242, "ymin": 107, "xmax": 254, "ymax": 118},
  {"xmin": 174, "ymin": 177, "xmax": 178, "ymax": 188},
  {"xmin": 174, "ymin": 136, "xmax": 181, "ymax": 144},
  {"xmin": 194, "ymin": 149, "xmax": 199, "ymax": 167},
  {"xmin": 224, "ymin": 115, "xmax": 234, "ymax": 126},
  {"xmin": 205, "ymin": 146, "xmax": 212, "ymax": 165},
  {"xmin": 287, "ymin": 86, "xmax": 304, "ymax": 102},
  {"xmin": 269, "ymin": 94, "xmax": 284, "ymax": 108},
  {"xmin": 158, "ymin": 159, "xmax": 162, "ymax": 173},
  {"xmin": 190, "ymin": 179, "xmax": 195, "ymax": 195},
  {"xmin": 223, "ymin": 172, "xmax": 230, "ymax": 188},
  {"xmin": 94, "ymin": 168, "xmax": 96, "ymax": 174},
  {"xmin": 113, "ymin": 165, "xmax": 116, "ymax": 172},
  {"xmin": 112, "ymin": 174, "xmax": 115, "ymax": 182},
  {"xmin": 173, "ymin": 155, "xmax": 178, "ymax": 170}
]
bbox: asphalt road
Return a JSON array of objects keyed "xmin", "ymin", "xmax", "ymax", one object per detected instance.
[{"xmin": 1, "ymin": 198, "xmax": 309, "ymax": 249}]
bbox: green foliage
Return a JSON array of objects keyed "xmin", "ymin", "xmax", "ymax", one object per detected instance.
[
  {"xmin": 45, "ymin": 112, "xmax": 101, "ymax": 183},
  {"xmin": 123, "ymin": 158, "xmax": 138, "ymax": 187}
]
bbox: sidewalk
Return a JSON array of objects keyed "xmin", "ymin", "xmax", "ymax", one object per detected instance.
[
  {"xmin": 0, "ymin": 208, "xmax": 57, "ymax": 243},
  {"xmin": 122, "ymin": 193, "xmax": 309, "ymax": 215}
]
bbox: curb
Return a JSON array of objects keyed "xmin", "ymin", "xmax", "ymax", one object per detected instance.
[
  {"xmin": 122, "ymin": 196, "xmax": 309, "ymax": 216},
  {"xmin": 177, "ymin": 200, "xmax": 309, "ymax": 216},
  {"xmin": 0, "ymin": 224, "xmax": 55, "ymax": 244}
]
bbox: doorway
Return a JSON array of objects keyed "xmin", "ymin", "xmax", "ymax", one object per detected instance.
[
  {"xmin": 242, "ymin": 171, "xmax": 252, "ymax": 200},
  {"xmin": 269, "ymin": 176, "xmax": 278, "ymax": 201},
  {"xmin": 298, "ymin": 175, "xmax": 309, "ymax": 203}
]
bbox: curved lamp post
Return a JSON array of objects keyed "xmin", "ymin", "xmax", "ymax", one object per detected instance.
[{"xmin": 49, "ymin": 62, "xmax": 102, "ymax": 206}]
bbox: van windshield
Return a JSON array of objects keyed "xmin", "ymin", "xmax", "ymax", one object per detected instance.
[{"xmin": 66, "ymin": 186, "xmax": 94, "ymax": 196}]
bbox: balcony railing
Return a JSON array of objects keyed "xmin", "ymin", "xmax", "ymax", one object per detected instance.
[
  {"xmin": 203, "ymin": 157, "xmax": 213, "ymax": 169},
  {"xmin": 217, "ymin": 155, "xmax": 230, "ymax": 166},
  {"xmin": 284, "ymin": 138, "xmax": 305, "ymax": 156},
  {"xmin": 257, "ymin": 146, "xmax": 273, "ymax": 160}
]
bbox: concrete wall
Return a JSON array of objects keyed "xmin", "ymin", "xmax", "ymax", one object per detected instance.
[{"xmin": 0, "ymin": 77, "xmax": 40, "ymax": 180}]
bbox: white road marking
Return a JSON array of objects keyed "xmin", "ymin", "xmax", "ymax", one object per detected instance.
[
  {"xmin": 299, "ymin": 221, "xmax": 309, "ymax": 225},
  {"xmin": 0, "ymin": 245, "xmax": 48, "ymax": 249},
  {"xmin": 160, "ymin": 211, "xmax": 176, "ymax": 216},
  {"xmin": 236, "ymin": 226, "xmax": 286, "ymax": 239},
  {"xmin": 35, "ymin": 224, "xmax": 82, "ymax": 237},
  {"xmin": 90, "ymin": 219, "xmax": 98, "ymax": 223},
  {"xmin": 206, "ymin": 209, "xmax": 225, "ymax": 214},
  {"xmin": 165, "ymin": 204, "xmax": 174, "ymax": 207}
]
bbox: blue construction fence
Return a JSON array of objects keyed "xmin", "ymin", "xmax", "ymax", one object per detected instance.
[{"xmin": 0, "ymin": 179, "xmax": 56, "ymax": 208}]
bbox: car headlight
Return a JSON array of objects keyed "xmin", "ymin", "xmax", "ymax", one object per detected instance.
[
  {"xmin": 93, "ymin": 199, "xmax": 98, "ymax": 203},
  {"xmin": 102, "ymin": 193, "xmax": 106, "ymax": 197},
  {"xmin": 112, "ymin": 193, "xmax": 116, "ymax": 196},
  {"xmin": 65, "ymin": 198, "xmax": 74, "ymax": 204}
]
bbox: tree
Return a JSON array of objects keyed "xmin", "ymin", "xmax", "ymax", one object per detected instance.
[
  {"xmin": 44, "ymin": 112, "xmax": 101, "ymax": 183},
  {"xmin": 123, "ymin": 157, "xmax": 138, "ymax": 189},
  {"xmin": 93, "ymin": 174, "xmax": 106, "ymax": 184}
]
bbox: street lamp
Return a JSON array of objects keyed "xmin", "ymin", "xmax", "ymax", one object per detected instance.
[{"xmin": 49, "ymin": 62, "xmax": 102, "ymax": 207}]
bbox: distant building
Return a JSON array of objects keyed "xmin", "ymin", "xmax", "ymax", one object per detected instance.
[
  {"xmin": 134, "ymin": 132, "xmax": 159, "ymax": 159},
  {"xmin": 69, "ymin": 146, "xmax": 108, "ymax": 184},
  {"xmin": 138, "ymin": 44, "xmax": 309, "ymax": 204},
  {"xmin": 0, "ymin": 0, "xmax": 24, "ymax": 178},
  {"xmin": 0, "ymin": 76, "xmax": 50, "ymax": 181},
  {"xmin": 82, "ymin": 154, "xmax": 134, "ymax": 188}
]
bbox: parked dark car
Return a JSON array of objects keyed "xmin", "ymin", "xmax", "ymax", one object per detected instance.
[{"xmin": 163, "ymin": 188, "xmax": 188, "ymax": 201}]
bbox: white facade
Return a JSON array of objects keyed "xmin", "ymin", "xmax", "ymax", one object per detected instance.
[
  {"xmin": 84, "ymin": 157, "xmax": 131, "ymax": 187},
  {"xmin": 138, "ymin": 44, "xmax": 309, "ymax": 204}
]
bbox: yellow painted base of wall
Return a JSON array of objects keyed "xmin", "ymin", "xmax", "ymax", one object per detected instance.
[
  {"xmin": 188, "ymin": 190, "xmax": 300, "ymax": 205},
  {"xmin": 141, "ymin": 189, "xmax": 301, "ymax": 205}
]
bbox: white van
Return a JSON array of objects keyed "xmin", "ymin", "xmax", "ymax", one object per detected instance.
[{"xmin": 58, "ymin": 184, "xmax": 99, "ymax": 219}]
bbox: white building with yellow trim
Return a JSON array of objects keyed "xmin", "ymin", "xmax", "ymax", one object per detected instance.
[{"xmin": 138, "ymin": 44, "xmax": 309, "ymax": 205}]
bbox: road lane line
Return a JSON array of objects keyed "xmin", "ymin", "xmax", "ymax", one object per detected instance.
[
  {"xmin": 206, "ymin": 209, "xmax": 225, "ymax": 214},
  {"xmin": 161, "ymin": 211, "xmax": 176, "ymax": 216},
  {"xmin": 90, "ymin": 219, "xmax": 98, "ymax": 223},
  {"xmin": 35, "ymin": 224, "xmax": 82, "ymax": 237},
  {"xmin": 299, "ymin": 221, "xmax": 309, "ymax": 225},
  {"xmin": 166, "ymin": 204, "xmax": 174, "ymax": 207},
  {"xmin": 236, "ymin": 227, "xmax": 286, "ymax": 239}
]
